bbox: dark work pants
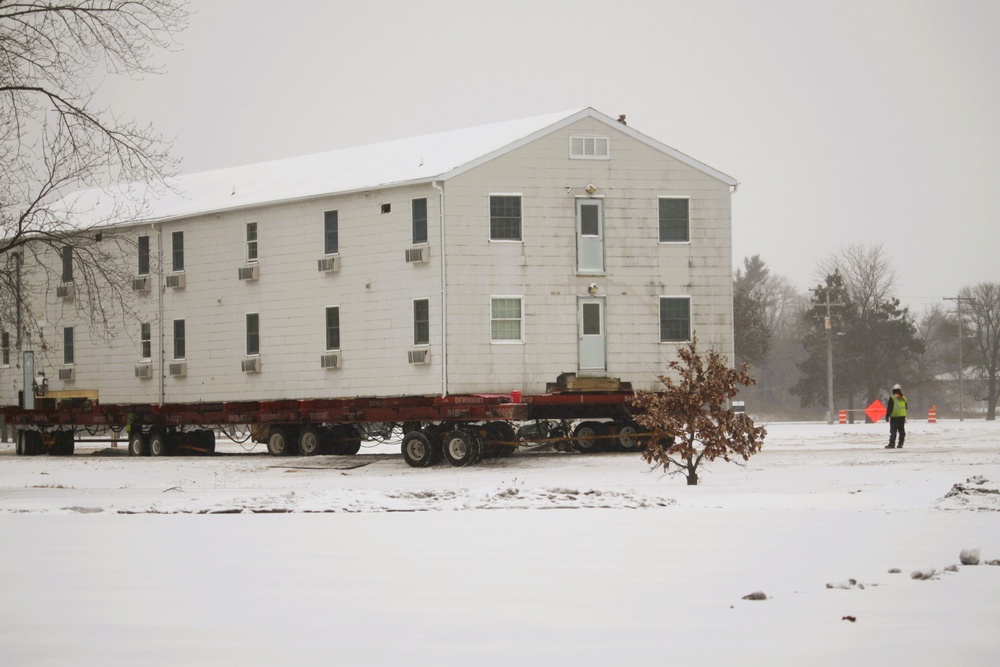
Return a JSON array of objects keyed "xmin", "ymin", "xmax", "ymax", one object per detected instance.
[{"xmin": 888, "ymin": 417, "xmax": 906, "ymax": 447}]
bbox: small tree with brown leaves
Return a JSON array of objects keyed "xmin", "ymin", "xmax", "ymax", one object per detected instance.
[{"xmin": 633, "ymin": 337, "xmax": 766, "ymax": 485}]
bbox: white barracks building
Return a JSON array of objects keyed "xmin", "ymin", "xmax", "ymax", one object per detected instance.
[{"xmin": 4, "ymin": 108, "xmax": 737, "ymax": 406}]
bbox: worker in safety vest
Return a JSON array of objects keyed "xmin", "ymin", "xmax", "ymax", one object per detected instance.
[{"xmin": 885, "ymin": 384, "xmax": 907, "ymax": 449}]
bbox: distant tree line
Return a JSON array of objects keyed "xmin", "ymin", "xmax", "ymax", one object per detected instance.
[{"xmin": 733, "ymin": 245, "xmax": 1000, "ymax": 421}]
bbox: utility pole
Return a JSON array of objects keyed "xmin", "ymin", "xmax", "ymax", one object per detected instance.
[
  {"xmin": 810, "ymin": 288, "xmax": 842, "ymax": 424},
  {"xmin": 944, "ymin": 296, "xmax": 977, "ymax": 421}
]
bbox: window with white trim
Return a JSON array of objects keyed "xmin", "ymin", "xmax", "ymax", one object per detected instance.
[
  {"xmin": 246, "ymin": 313, "xmax": 260, "ymax": 356},
  {"xmin": 413, "ymin": 299, "xmax": 430, "ymax": 345},
  {"xmin": 412, "ymin": 198, "xmax": 428, "ymax": 245},
  {"xmin": 324, "ymin": 211, "xmax": 339, "ymax": 254},
  {"xmin": 659, "ymin": 297, "xmax": 691, "ymax": 342},
  {"xmin": 172, "ymin": 231, "xmax": 185, "ymax": 271},
  {"xmin": 1, "ymin": 331, "xmax": 9, "ymax": 366},
  {"xmin": 64, "ymin": 327, "xmax": 74, "ymax": 365},
  {"xmin": 246, "ymin": 222, "xmax": 258, "ymax": 262},
  {"xmin": 491, "ymin": 297, "xmax": 523, "ymax": 342},
  {"xmin": 61, "ymin": 246, "xmax": 73, "ymax": 282},
  {"xmin": 140, "ymin": 323, "xmax": 151, "ymax": 360},
  {"xmin": 658, "ymin": 197, "xmax": 690, "ymax": 243},
  {"xmin": 138, "ymin": 236, "xmax": 150, "ymax": 275},
  {"xmin": 173, "ymin": 319, "xmax": 186, "ymax": 359},
  {"xmin": 570, "ymin": 135, "xmax": 610, "ymax": 159},
  {"xmin": 489, "ymin": 195, "xmax": 521, "ymax": 241}
]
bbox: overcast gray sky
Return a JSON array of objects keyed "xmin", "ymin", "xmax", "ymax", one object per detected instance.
[{"xmin": 94, "ymin": 0, "xmax": 999, "ymax": 312}]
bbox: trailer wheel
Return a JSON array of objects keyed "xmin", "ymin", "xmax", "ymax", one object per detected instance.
[
  {"xmin": 15, "ymin": 430, "xmax": 26, "ymax": 456},
  {"xmin": 484, "ymin": 422, "xmax": 517, "ymax": 458},
  {"xmin": 442, "ymin": 428, "xmax": 482, "ymax": 467},
  {"xmin": 198, "ymin": 430, "xmax": 216, "ymax": 455},
  {"xmin": 338, "ymin": 424, "xmax": 362, "ymax": 456},
  {"xmin": 401, "ymin": 430, "xmax": 440, "ymax": 468},
  {"xmin": 573, "ymin": 421, "xmax": 607, "ymax": 453},
  {"xmin": 613, "ymin": 420, "xmax": 647, "ymax": 452},
  {"xmin": 50, "ymin": 430, "xmax": 75, "ymax": 456},
  {"xmin": 298, "ymin": 426, "xmax": 323, "ymax": 456},
  {"xmin": 148, "ymin": 430, "xmax": 169, "ymax": 457},
  {"xmin": 267, "ymin": 427, "xmax": 295, "ymax": 456},
  {"xmin": 128, "ymin": 432, "xmax": 148, "ymax": 456}
]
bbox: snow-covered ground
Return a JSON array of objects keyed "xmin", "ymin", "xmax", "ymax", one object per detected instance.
[{"xmin": 2, "ymin": 419, "xmax": 999, "ymax": 665}]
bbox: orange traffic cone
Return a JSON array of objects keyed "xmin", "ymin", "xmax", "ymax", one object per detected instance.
[
  {"xmin": 838, "ymin": 410, "xmax": 847, "ymax": 424},
  {"xmin": 928, "ymin": 406, "xmax": 937, "ymax": 423}
]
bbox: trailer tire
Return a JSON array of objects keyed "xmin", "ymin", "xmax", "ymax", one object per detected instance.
[
  {"xmin": 128, "ymin": 432, "xmax": 147, "ymax": 456},
  {"xmin": 338, "ymin": 424, "xmax": 362, "ymax": 456},
  {"xmin": 148, "ymin": 430, "xmax": 169, "ymax": 457},
  {"xmin": 484, "ymin": 422, "xmax": 517, "ymax": 458},
  {"xmin": 613, "ymin": 420, "xmax": 647, "ymax": 452},
  {"xmin": 298, "ymin": 426, "xmax": 323, "ymax": 456},
  {"xmin": 51, "ymin": 430, "xmax": 75, "ymax": 456},
  {"xmin": 15, "ymin": 430, "xmax": 26, "ymax": 456},
  {"xmin": 401, "ymin": 430, "xmax": 440, "ymax": 468},
  {"xmin": 267, "ymin": 427, "xmax": 295, "ymax": 456},
  {"xmin": 573, "ymin": 421, "xmax": 607, "ymax": 453},
  {"xmin": 442, "ymin": 428, "xmax": 482, "ymax": 467}
]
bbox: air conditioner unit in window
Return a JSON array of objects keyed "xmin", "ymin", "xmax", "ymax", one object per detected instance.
[
  {"xmin": 408, "ymin": 349, "xmax": 431, "ymax": 365},
  {"xmin": 317, "ymin": 256, "xmax": 340, "ymax": 273},
  {"xmin": 134, "ymin": 363, "xmax": 153, "ymax": 379},
  {"xmin": 168, "ymin": 362, "xmax": 186, "ymax": 377},
  {"xmin": 241, "ymin": 357, "xmax": 261, "ymax": 373},
  {"xmin": 238, "ymin": 265, "xmax": 259, "ymax": 281},
  {"xmin": 320, "ymin": 352, "xmax": 341, "ymax": 369},
  {"xmin": 58, "ymin": 367, "xmax": 75, "ymax": 381},
  {"xmin": 56, "ymin": 283, "xmax": 75, "ymax": 299},
  {"xmin": 165, "ymin": 273, "xmax": 185, "ymax": 289},
  {"xmin": 132, "ymin": 276, "xmax": 150, "ymax": 292},
  {"xmin": 405, "ymin": 246, "xmax": 429, "ymax": 264}
]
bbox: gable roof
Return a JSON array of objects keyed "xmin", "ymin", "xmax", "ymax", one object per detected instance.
[{"xmin": 63, "ymin": 107, "xmax": 737, "ymax": 226}]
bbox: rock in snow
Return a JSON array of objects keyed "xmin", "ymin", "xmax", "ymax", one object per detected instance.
[
  {"xmin": 911, "ymin": 567, "xmax": 939, "ymax": 580},
  {"xmin": 742, "ymin": 591, "xmax": 767, "ymax": 601},
  {"xmin": 960, "ymin": 547, "xmax": 981, "ymax": 565}
]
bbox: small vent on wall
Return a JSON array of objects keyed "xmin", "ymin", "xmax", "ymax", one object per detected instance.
[
  {"xmin": 134, "ymin": 363, "xmax": 152, "ymax": 379},
  {"xmin": 58, "ymin": 367, "xmax": 75, "ymax": 381},
  {"xmin": 317, "ymin": 257, "xmax": 340, "ymax": 273},
  {"xmin": 56, "ymin": 283, "xmax": 75, "ymax": 299},
  {"xmin": 408, "ymin": 349, "xmax": 430, "ymax": 365},
  {"xmin": 320, "ymin": 352, "xmax": 341, "ymax": 369},
  {"xmin": 132, "ymin": 276, "xmax": 150, "ymax": 292},
  {"xmin": 168, "ymin": 362, "xmax": 186, "ymax": 377},
  {"xmin": 165, "ymin": 273, "xmax": 186, "ymax": 289},
  {"xmin": 405, "ymin": 247, "xmax": 429, "ymax": 264},
  {"xmin": 241, "ymin": 357, "xmax": 261, "ymax": 373}
]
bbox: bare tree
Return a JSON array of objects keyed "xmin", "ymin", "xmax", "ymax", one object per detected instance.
[
  {"xmin": 632, "ymin": 337, "xmax": 766, "ymax": 485},
  {"xmin": 961, "ymin": 283, "xmax": 1000, "ymax": 420},
  {"xmin": 1, "ymin": 1, "xmax": 187, "ymax": 347},
  {"xmin": 818, "ymin": 243, "xmax": 897, "ymax": 312}
]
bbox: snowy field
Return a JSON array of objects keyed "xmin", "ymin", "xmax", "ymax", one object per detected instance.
[{"xmin": 2, "ymin": 419, "xmax": 999, "ymax": 666}]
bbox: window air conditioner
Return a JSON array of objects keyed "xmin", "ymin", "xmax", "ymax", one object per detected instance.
[
  {"xmin": 241, "ymin": 357, "xmax": 261, "ymax": 373},
  {"xmin": 132, "ymin": 276, "xmax": 150, "ymax": 292},
  {"xmin": 238, "ymin": 265, "xmax": 259, "ymax": 281},
  {"xmin": 134, "ymin": 363, "xmax": 153, "ymax": 379},
  {"xmin": 408, "ymin": 349, "xmax": 431, "ymax": 365},
  {"xmin": 56, "ymin": 283, "xmax": 75, "ymax": 299},
  {"xmin": 320, "ymin": 352, "xmax": 341, "ymax": 369},
  {"xmin": 168, "ymin": 362, "xmax": 187, "ymax": 377},
  {"xmin": 405, "ymin": 247, "xmax": 429, "ymax": 264},
  {"xmin": 166, "ymin": 273, "xmax": 186, "ymax": 289},
  {"xmin": 58, "ymin": 367, "xmax": 75, "ymax": 381},
  {"xmin": 317, "ymin": 257, "xmax": 340, "ymax": 273}
]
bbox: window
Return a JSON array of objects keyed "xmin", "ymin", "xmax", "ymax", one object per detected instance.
[
  {"xmin": 173, "ymin": 319, "xmax": 186, "ymax": 359},
  {"xmin": 61, "ymin": 246, "xmax": 73, "ymax": 282},
  {"xmin": 570, "ymin": 135, "xmax": 610, "ymax": 159},
  {"xmin": 412, "ymin": 198, "xmax": 428, "ymax": 245},
  {"xmin": 491, "ymin": 297, "xmax": 523, "ymax": 342},
  {"xmin": 140, "ymin": 323, "xmax": 151, "ymax": 360},
  {"xmin": 172, "ymin": 231, "xmax": 185, "ymax": 271},
  {"xmin": 1, "ymin": 331, "xmax": 9, "ymax": 366},
  {"xmin": 64, "ymin": 327, "xmax": 74, "ymax": 365},
  {"xmin": 324, "ymin": 210, "xmax": 339, "ymax": 254},
  {"xmin": 489, "ymin": 195, "xmax": 521, "ymax": 241},
  {"xmin": 658, "ymin": 197, "xmax": 690, "ymax": 243},
  {"xmin": 246, "ymin": 313, "xmax": 259, "ymax": 356},
  {"xmin": 413, "ymin": 299, "xmax": 429, "ymax": 345},
  {"xmin": 138, "ymin": 236, "xmax": 150, "ymax": 275},
  {"xmin": 246, "ymin": 222, "xmax": 258, "ymax": 262},
  {"xmin": 325, "ymin": 306, "xmax": 341, "ymax": 350},
  {"xmin": 659, "ymin": 297, "xmax": 691, "ymax": 342}
]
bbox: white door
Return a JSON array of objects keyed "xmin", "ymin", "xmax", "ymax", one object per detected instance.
[
  {"xmin": 578, "ymin": 297, "xmax": 606, "ymax": 373},
  {"xmin": 576, "ymin": 198, "xmax": 604, "ymax": 274}
]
